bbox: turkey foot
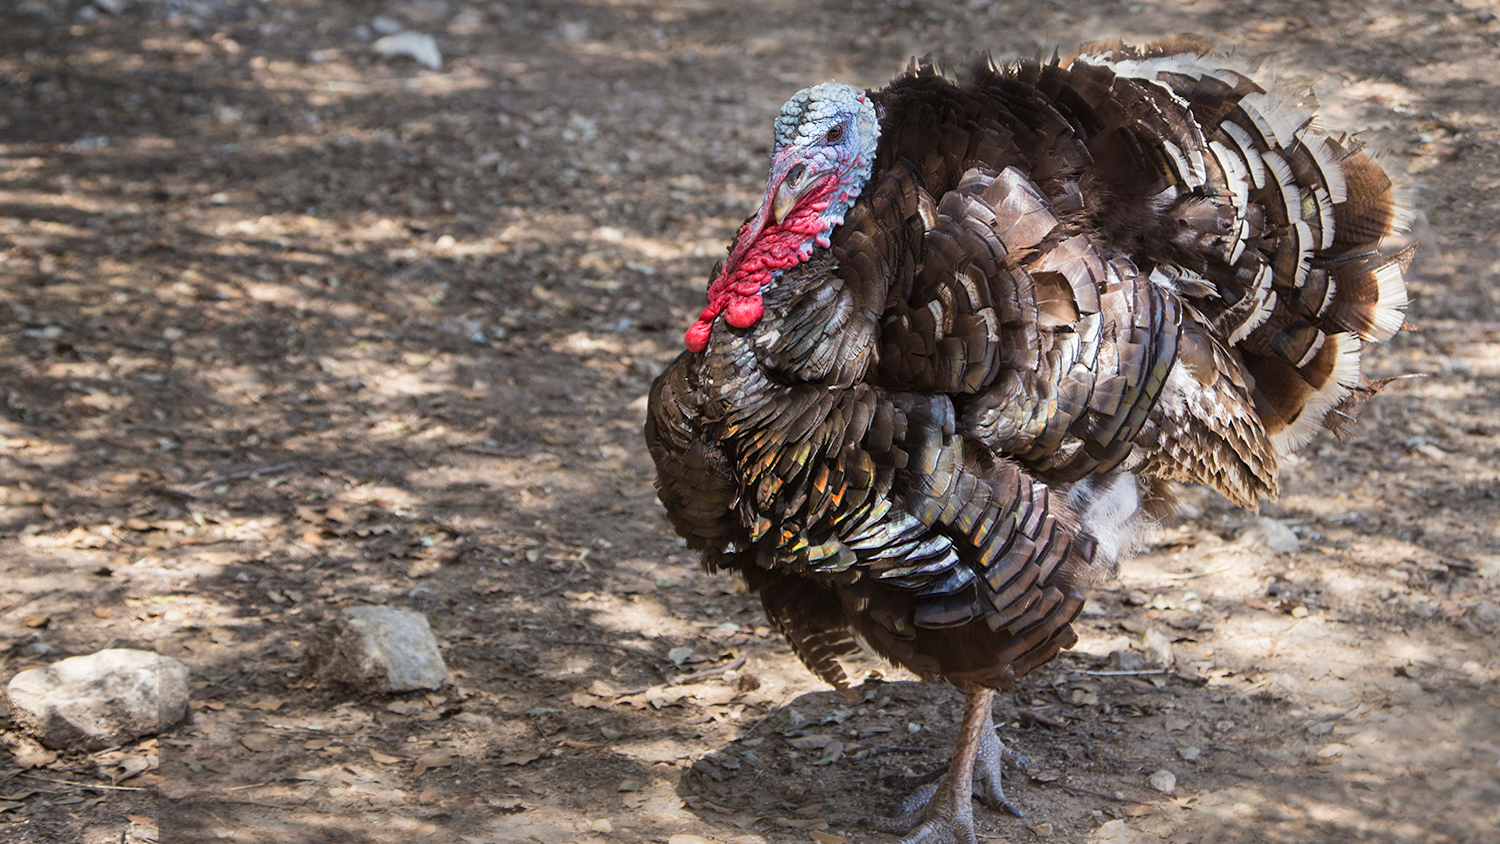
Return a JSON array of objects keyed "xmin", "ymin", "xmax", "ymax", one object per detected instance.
[
  {"xmin": 868, "ymin": 687, "xmax": 1024, "ymax": 844},
  {"xmin": 883, "ymin": 714, "xmax": 1027, "ymax": 817}
]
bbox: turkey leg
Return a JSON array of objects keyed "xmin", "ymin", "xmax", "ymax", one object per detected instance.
[{"xmin": 869, "ymin": 687, "xmax": 1025, "ymax": 844}]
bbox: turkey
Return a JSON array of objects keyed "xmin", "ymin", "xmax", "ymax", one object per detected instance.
[{"xmin": 645, "ymin": 37, "xmax": 1411, "ymax": 844}]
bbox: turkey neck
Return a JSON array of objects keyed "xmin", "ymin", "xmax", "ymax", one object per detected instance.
[{"xmin": 697, "ymin": 247, "xmax": 885, "ymax": 407}]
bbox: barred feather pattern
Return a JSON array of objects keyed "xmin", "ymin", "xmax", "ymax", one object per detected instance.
[{"xmin": 646, "ymin": 40, "xmax": 1410, "ymax": 692}]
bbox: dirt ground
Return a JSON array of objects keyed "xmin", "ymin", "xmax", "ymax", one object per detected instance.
[{"xmin": 1, "ymin": 1, "xmax": 1498, "ymax": 842}]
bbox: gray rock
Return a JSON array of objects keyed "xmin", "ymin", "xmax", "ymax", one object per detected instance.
[
  {"xmin": 1470, "ymin": 601, "xmax": 1500, "ymax": 631},
  {"xmin": 308, "ymin": 606, "xmax": 449, "ymax": 692},
  {"xmin": 1148, "ymin": 769, "xmax": 1178, "ymax": 794},
  {"xmin": 1109, "ymin": 649, "xmax": 1147, "ymax": 671},
  {"xmin": 371, "ymin": 31, "xmax": 442, "ymax": 71},
  {"xmin": 1242, "ymin": 516, "xmax": 1301, "ymax": 554},
  {"xmin": 1143, "ymin": 627, "xmax": 1175, "ymax": 667},
  {"xmin": 6, "ymin": 649, "xmax": 189, "ymax": 751},
  {"xmin": 370, "ymin": 14, "xmax": 404, "ymax": 35}
]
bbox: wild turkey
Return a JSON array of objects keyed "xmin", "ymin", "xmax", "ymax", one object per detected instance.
[{"xmin": 646, "ymin": 37, "xmax": 1410, "ymax": 844}]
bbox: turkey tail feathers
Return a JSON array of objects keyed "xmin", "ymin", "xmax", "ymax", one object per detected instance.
[{"xmin": 1078, "ymin": 47, "xmax": 1411, "ymax": 479}]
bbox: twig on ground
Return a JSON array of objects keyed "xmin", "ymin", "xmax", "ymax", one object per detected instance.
[
  {"xmin": 1080, "ymin": 668, "xmax": 1172, "ymax": 677},
  {"xmin": 20, "ymin": 774, "xmax": 146, "ymax": 792},
  {"xmin": 1160, "ymin": 564, "xmax": 1232, "ymax": 580},
  {"xmin": 181, "ymin": 461, "xmax": 297, "ymax": 494},
  {"xmin": 543, "ymin": 638, "xmax": 677, "ymax": 673},
  {"xmin": 221, "ymin": 799, "xmax": 298, "ymax": 810},
  {"xmin": 531, "ymin": 564, "xmax": 581, "ymax": 599},
  {"xmin": 1300, "ymin": 704, "xmax": 1363, "ymax": 730},
  {"xmin": 461, "ymin": 443, "xmax": 534, "ymax": 457},
  {"xmin": 0, "ymin": 590, "xmax": 57, "ymax": 618},
  {"xmin": 1050, "ymin": 782, "xmax": 1151, "ymax": 804},
  {"xmin": 862, "ymin": 746, "xmax": 931, "ymax": 758},
  {"xmin": 667, "ymin": 657, "xmax": 746, "ymax": 686}
]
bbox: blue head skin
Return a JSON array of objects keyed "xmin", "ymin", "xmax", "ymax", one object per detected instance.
[{"xmin": 765, "ymin": 82, "xmax": 881, "ymax": 253}]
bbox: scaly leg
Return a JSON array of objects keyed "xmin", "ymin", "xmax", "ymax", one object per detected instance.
[
  {"xmin": 868, "ymin": 687, "xmax": 1025, "ymax": 844},
  {"xmin": 972, "ymin": 714, "xmax": 1027, "ymax": 818}
]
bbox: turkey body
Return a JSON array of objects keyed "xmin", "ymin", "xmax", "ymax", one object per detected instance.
[{"xmin": 646, "ymin": 39, "xmax": 1409, "ymax": 842}]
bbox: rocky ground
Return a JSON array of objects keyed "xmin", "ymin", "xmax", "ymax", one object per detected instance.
[{"xmin": 1, "ymin": 1, "xmax": 1498, "ymax": 843}]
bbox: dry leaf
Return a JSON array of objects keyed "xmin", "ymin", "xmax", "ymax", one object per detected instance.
[
  {"xmin": 304, "ymin": 739, "xmax": 331, "ymax": 750},
  {"xmin": 1317, "ymin": 743, "xmax": 1349, "ymax": 759},
  {"xmin": 126, "ymin": 815, "xmax": 153, "ymax": 825},
  {"xmin": 560, "ymin": 739, "xmax": 599, "ymax": 749},
  {"xmin": 412, "ymin": 752, "xmax": 456, "ymax": 777},
  {"xmin": 22, "ymin": 614, "xmax": 48, "ymax": 629},
  {"xmin": 93, "ymin": 607, "xmax": 112, "ymax": 619},
  {"xmin": 572, "ymin": 692, "xmax": 610, "ymax": 710},
  {"xmin": 685, "ymin": 796, "xmax": 736, "ymax": 814},
  {"xmin": 302, "ymin": 530, "xmax": 324, "ymax": 546},
  {"xmin": 692, "ymin": 687, "xmax": 737, "ymax": 706},
  {"xmin": 14, "ymin": 749, "xmax": 58, "ymax": 769},
  {"xmin": 418, "ymin": 788, "xmax": 441, "ymax": 805},
  {"xmin": 1030, "ymin": 768, "xmax": 1062, "ymax": 783},
  {"xmin": 370, "ymin": 750, "xmax": 403, "ymax": 764},
  {"xmin": 247, "ymin": 699, "xmax": 285, "ymax": 711},
  {"xmin": 114, "ymin": 756, "xmax": 152, "ymax": 782},
  {"xmin": 809, "ymin": 832, "xmax": 845, "ymax": 844},
  {"xmin": 240, "ymin": 734, "xmax": 276, "ymax": 752},
  {"xmin": 667, "ymin": 836, "xmax": 717, "ymax": 844},
  {"xmin": 295, "ymin": 506, "xmax": 324, "ymax": 524},
  {"xmin": 775, "ymin": 817, "xmax": 829, "ymax": 830},
  {"xmin": 500, "ymin": 752, "xmax": 540, "ymax": 767}
]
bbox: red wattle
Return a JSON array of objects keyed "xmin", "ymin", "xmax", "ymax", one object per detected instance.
[
  {"xmin": 684, "ymin": 318, "xmax": 713, "ymax": 353},
  {"xmin": 725, "ymin": 294, "xmax": 763, "ymax": 328},
  {"xmin": 683, "ymin": 191, "xmax": 834, "ymax": 352}
]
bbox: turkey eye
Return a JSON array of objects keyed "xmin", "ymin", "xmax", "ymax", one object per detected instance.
[{"xmin": 825, "ymin": 124, "xmax": 845, "ymax": 144}]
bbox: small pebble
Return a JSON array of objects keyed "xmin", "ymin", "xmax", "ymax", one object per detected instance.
[{"xmin": 1148, "ymin": 769, "xmax": 1177, "ymax": 794}]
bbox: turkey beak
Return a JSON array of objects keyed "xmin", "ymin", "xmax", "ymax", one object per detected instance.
[{"xmin": 771, "ymin": 161, "xmax": 817, "ymax": 224}]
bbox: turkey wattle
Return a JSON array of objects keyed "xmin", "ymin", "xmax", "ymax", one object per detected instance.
[{"xmin": 646, "ymin": 38, "xmax": 1411, "ymax": 844}]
